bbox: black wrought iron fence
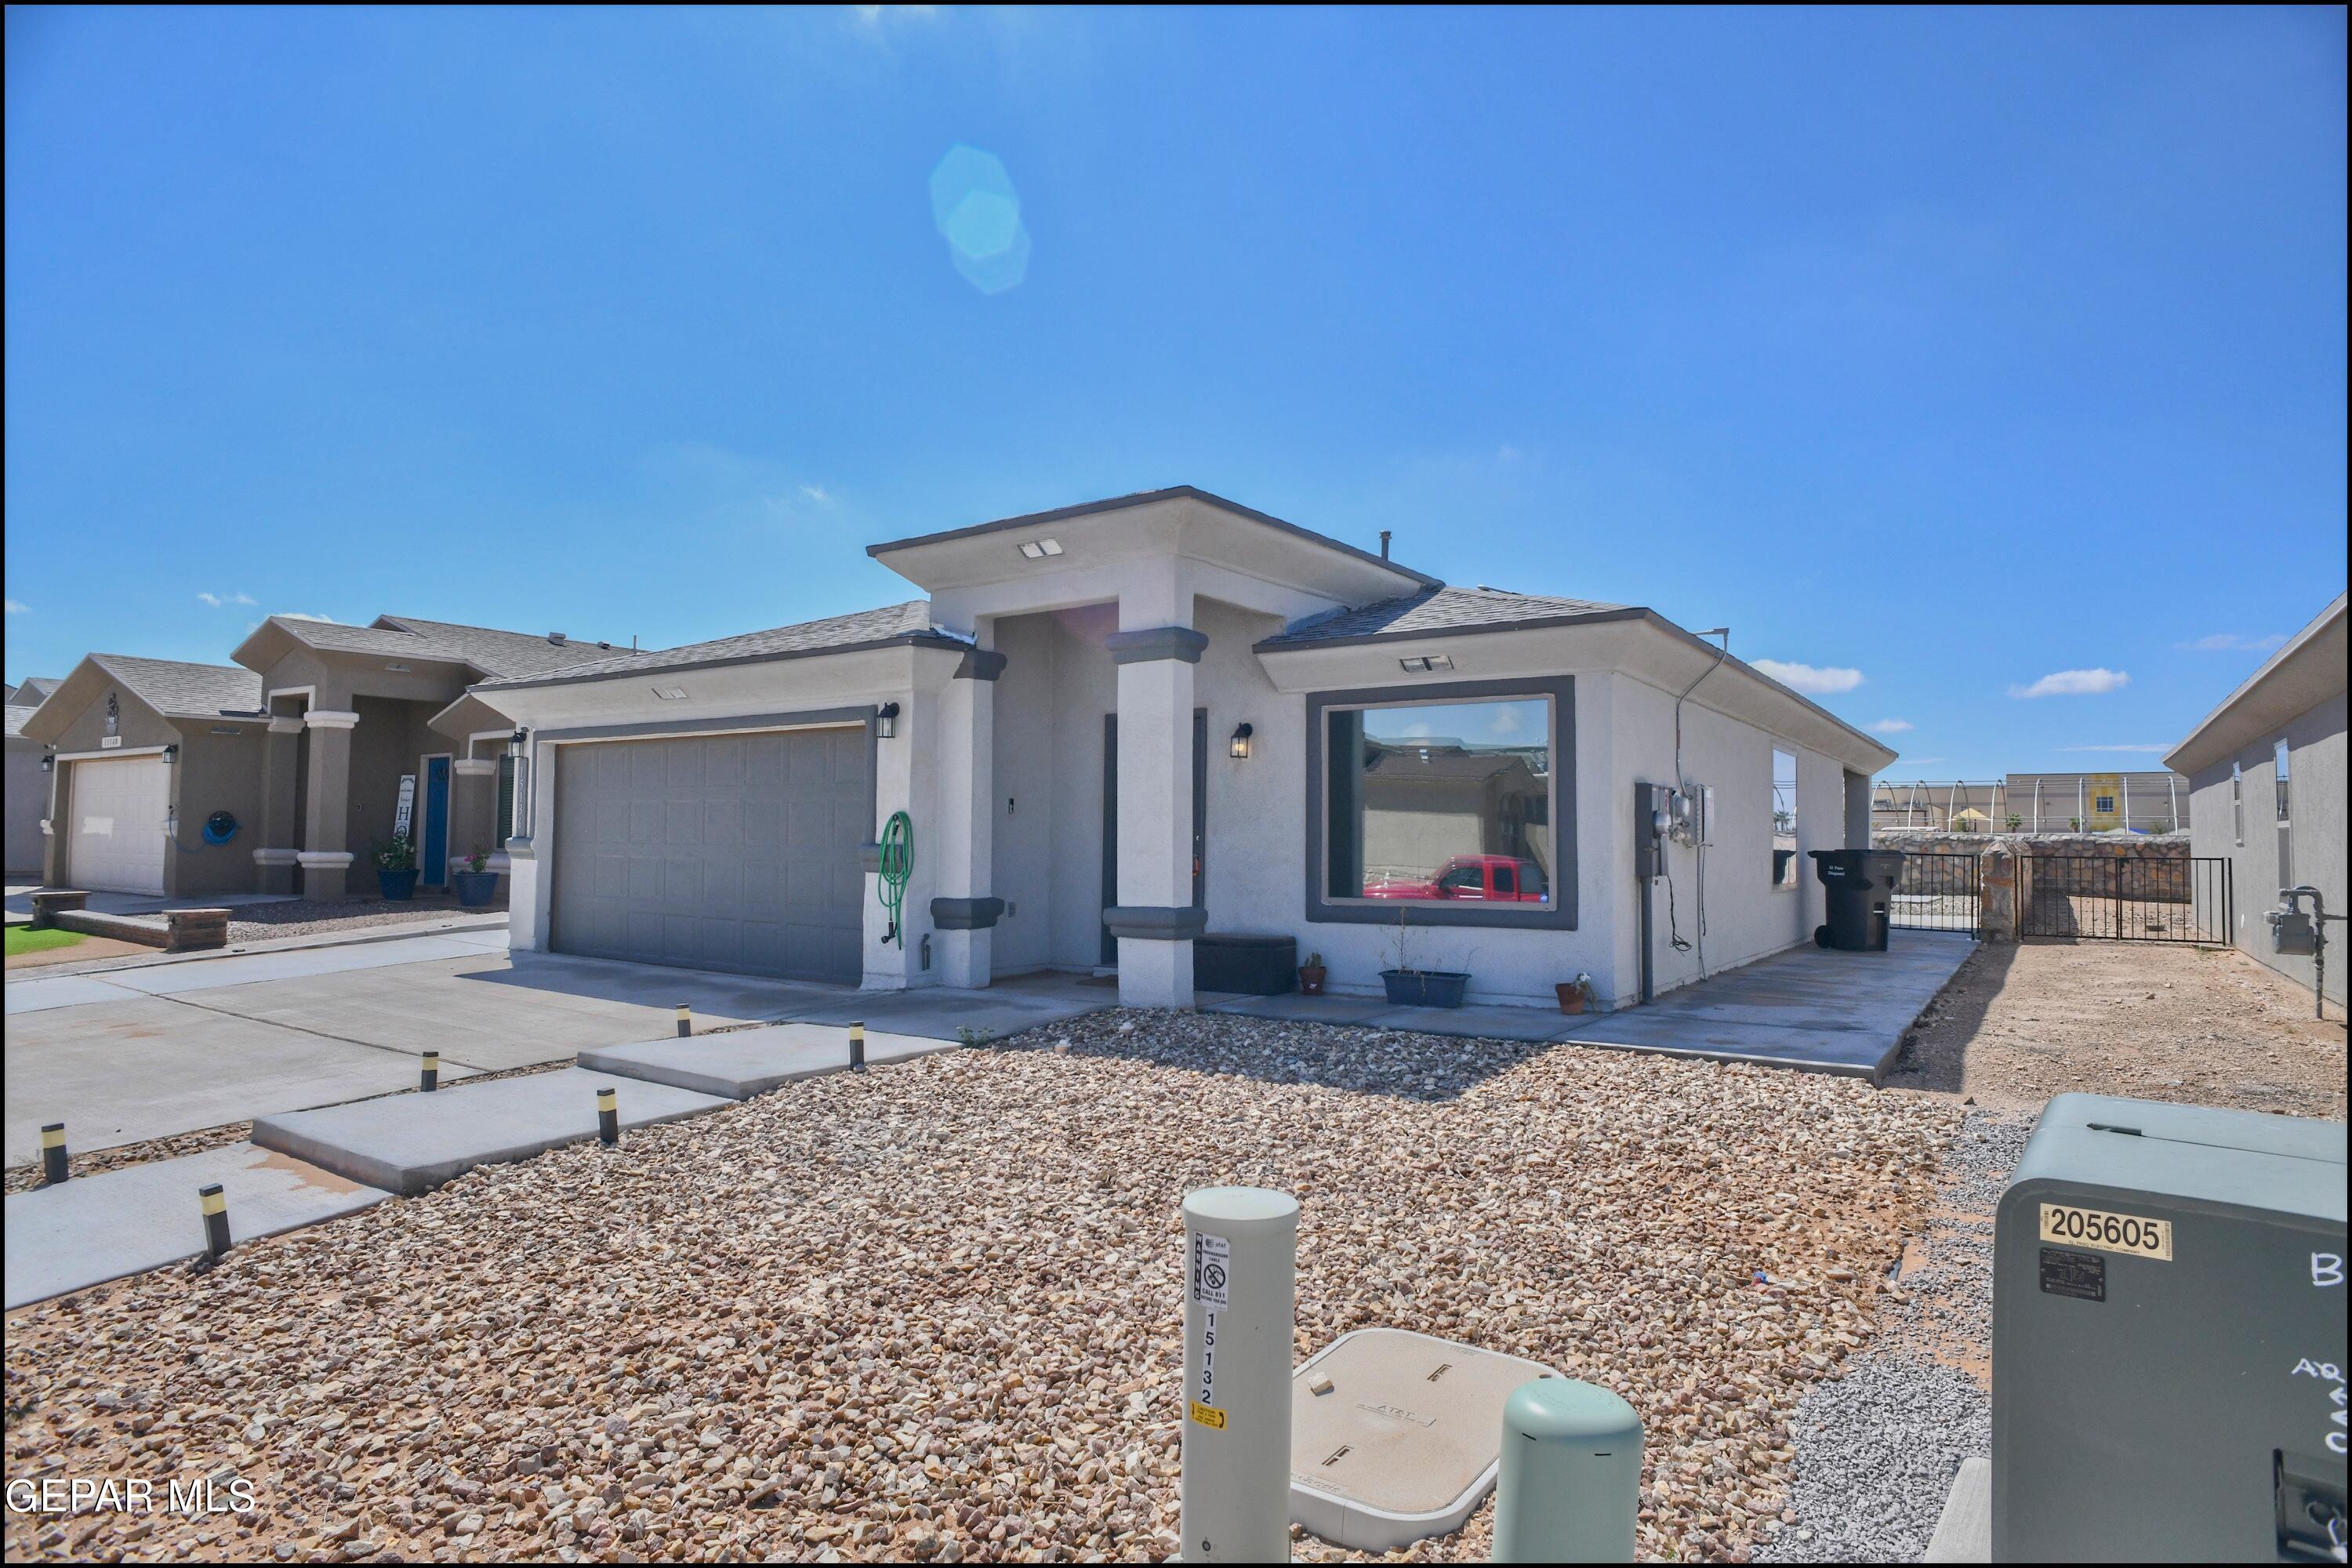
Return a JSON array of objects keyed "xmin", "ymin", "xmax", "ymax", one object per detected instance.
[
  {"xmin": 2017, "ymin": 855, "xmax": 2232, "ymax": 944},
  {"xmin": 1886, "ymin": 851, "xmax": 1982, "ymax": 934}
]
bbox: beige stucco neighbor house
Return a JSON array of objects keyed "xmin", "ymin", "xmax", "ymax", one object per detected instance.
[
  {"xmin": 5, "ymin": 697, "xmax": 53, "ymax": 876},
  {"xmin": 2166, "ymin": 591, "xmax": 2347, "ymax": 1008},
  {"xmin": 474, "ymin": 488, "xmax": 1899, "ymax": 1011},
  {"xmin": 20, "ymin": 619, "xmax": 626, "ymax": 898}
]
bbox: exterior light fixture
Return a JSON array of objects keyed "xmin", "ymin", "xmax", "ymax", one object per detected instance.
[
  {"xmin": 506, "ymin": 728, "xmax": 527, "ymax": 760},
  {"xmin": 1015, "ymin": 538, "xmax": 1064, "ymax": 561},
  {"xmin": 40, "ymin": 752, "xmax": 55, "ymax": 773},
  {"xmin": 160, "ymin": 743, "xmax": 180, "ymax": 764},
  {"xmin": 877, "ymin": 702, "xmax": 901, "ymax": 739},
  {"xmin": 1229, "ymin": 722, "xmax": 1254, "ymax": 760},
  {"xmin": 1399, "ymin": 654, "xmax": 1454, "ymax": 673}
]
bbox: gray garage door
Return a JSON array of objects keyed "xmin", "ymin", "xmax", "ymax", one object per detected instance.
[{"xmin": 551, "ymin": 728, "xmax": 869, "ymax": 984}]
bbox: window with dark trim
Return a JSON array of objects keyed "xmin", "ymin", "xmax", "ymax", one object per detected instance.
[
  {"xmin": 1771, "ymin": 748, "xmax": 1798, "ymax": 887},
  {"xmin": 1305, "ymin": 676, "xmax": 1577, "ymax": 929}
]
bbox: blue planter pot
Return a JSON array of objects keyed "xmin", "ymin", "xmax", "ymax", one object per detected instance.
[
  {"xmin": 452, "ymin": 869, "xmax": 499, "ymax": 908},
  {"xmin": 376, "ymin": 867, "xmax": 419, "ymax": 902},
  {"xmin": 1380, "ymin": 968, "xmax": 1470, "ymax": 1007}
]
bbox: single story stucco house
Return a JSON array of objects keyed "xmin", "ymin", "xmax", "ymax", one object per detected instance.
[
  {"xmin": 2165, "ymin": 590, "xmax": 2347, "ymax": 1008},
  {"xmin": 19, "ymin": 619, "xmax": 629, "ymax": 898},
  {"xmin": 5, "ymin": 697, "xmax": 51, "ymax": 876},
  {"xmin": 476, "ymin": 487, "xmax": 1898, "ymax": 1011}
]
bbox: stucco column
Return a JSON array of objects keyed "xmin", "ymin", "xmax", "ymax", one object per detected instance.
[
  {"xmin": 252, "ymin": 716, "xmax": 304, "ymax": 894},
  {"xmin": 929, "ymin": 642, "xmax": 1007, "ymax": 989},
  {"xmin": 448, "ymin": 757, "xmax": 499, "ymax": 875},
  {"xmin": 1107, "ymin": 596, "xmax": 1205, "ymax": 1011},
  {"xmin": 297, "ymin": 710, "xmax": 360, "ymax": 899}
]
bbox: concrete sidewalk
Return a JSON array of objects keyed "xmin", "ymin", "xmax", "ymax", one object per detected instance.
[
  {"xmin": 3, "ymin": 1142, "xmax": 390, "ymax": 1309},
  {"xmin": 579, "ymin": 1022, "xmax": 955, "ymax": 1098}
]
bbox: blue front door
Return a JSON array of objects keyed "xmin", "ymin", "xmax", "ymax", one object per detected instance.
[{"xmin": 421, "ymin": 757, "xmax": 451, "ymax": 886}]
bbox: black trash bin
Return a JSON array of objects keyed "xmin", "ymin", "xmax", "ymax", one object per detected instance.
[{"xmin": 1809, "ymin": 848, "xmax": 1907, "ymax": 951}]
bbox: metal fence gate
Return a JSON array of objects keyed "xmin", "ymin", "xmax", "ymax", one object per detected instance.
[
  {"xmin": 1886, "ymin": 851, "xmax": 1983, "ymax": 934},
  {"xmin": 2017, "ymin": 855, "xmax": 2233, "ymax": 944}
]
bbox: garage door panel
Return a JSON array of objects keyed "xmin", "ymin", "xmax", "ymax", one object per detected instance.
[
  {"xmin": 554, "ymin": 729, "xmax": 866, "ymax": 984},
  {"xmin": 68, "ymin": 756, "xmax": 169, "ymax": 895}
]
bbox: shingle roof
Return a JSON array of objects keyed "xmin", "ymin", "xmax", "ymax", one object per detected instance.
[
  {"xmin": 4, "ymin": 703, "xmax": 35, "ymax": 739},
  {"xmin": 89, "ymin": 655, "xmax": 267, "ymax": 718},
  {"xmin": 474, "ymin": 601, "xmax": 940, "ymax": 690},
  {"xmin": 9, "ymin": 677, "xmax": 62, "ymax": 704},
  {"xmin": 1258, "ymin": 585, "xmax": 1633, "ymax": 648},
  {"xmin": 372, "ymin": 616, "xmax": 637, "ymax": 677}
]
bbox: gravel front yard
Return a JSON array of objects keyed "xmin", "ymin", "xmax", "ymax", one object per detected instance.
[
  {"xmin": 3, "ymin": 1011, "xmax": 1956, "ymax": 1564},
  {"xmin": 223, "ymin": 899, "xmax": 505, "ymax": 943}
]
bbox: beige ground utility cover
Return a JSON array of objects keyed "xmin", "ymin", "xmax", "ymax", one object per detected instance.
[{"xmin": 1290, "ymin": 1327, "xmax": 1562, "ymax": 1551}]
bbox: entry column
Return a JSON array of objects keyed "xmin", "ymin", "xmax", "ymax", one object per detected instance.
[
  {"xmin": 1106, "ymin": 601, "xmax": 1205, "ymax": 1010},
  {"xmin": 253, "ymin": 715, "xmax": 304, "ymax": 894},
  {"xmin": 297, "ymin": 709, "xmax": 359, "ymax": 899},
  {"xmin": 930, "ymin": 641, "xmax": 1007, "ymax": 989}
]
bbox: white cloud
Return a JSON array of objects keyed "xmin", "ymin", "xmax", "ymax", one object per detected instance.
[
  {"xmin": 2176, "ymin": 632, "xmax": 2287, "ymax": 653},
  {"xmin": 799, "ymin": 484, "xmax": 834, "ymax": 504},
  {"xmin": 1867, "ymin": 718, "xmax": 1914, "ymax": 734},
  {"xmin": 198, "ymin": 591, "xmax": 256, "ymax": 608},
  {"xmin": 3, "ymin": 599, "xmax": 26, "ymax": 615},
  {"xmin": 2056, "ymin": 743, "xmax": 2170, "ymax": 753},
  {"xmin": 1751, "ymin": 659, "xmax": 1864, "ymax": 695},
  {"xmin": 2010, "ymin": 668, "xmax": 2129, "ymax": 699},
  {"xmin": 279, "ymin": 612, "xmax": 339, "ymax": 623}
]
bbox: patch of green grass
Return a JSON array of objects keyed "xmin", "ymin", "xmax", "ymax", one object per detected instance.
[{"xmin": 5, "ymin": 925, "xmax": 86, "ymax": 958}]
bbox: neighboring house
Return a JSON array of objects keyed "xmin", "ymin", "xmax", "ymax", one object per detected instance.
[
  {"xmin": 17, "ymin": 655, "xmax": 269, "ymax": 898},
  {"xmin": 2165, "ymin": 591, "xmax": 2347, "ymax": 1008},
  {"xmin": 20, "ymin": 619, "xmax": 627, "ymax": 898},
  {"xmin": 5, "ymin": 701, "xmax": 46, "ymax": 875},
  {"xmin": 475, "ymin": 487, "xmax": 1896, "ymax": 1010},
  {"xmin": 6, "ymin": 676, "xmax": 63, "ymax": 706}
]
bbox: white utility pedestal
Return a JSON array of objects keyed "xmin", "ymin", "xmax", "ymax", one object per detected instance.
[{"xmin": 1180, "ymin": 1185, "xmax": 1299, "ymax": 1564}]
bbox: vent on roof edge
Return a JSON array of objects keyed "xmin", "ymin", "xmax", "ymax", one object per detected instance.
[{"xmin": 547, "ymin": 632, "xmax": 568, "ymax": 644}]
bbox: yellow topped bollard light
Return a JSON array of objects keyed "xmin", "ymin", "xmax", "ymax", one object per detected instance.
[
  {"xmin": 596, "ymin": 1086, "xmax": 619, "ymax": 1145},
  {"xmin": 41, "ymin": 1123, "xmax": 68, "ymax": 1185},
  {"xmin": 419, "ymin": 1051, "xmax": 439, "ymax": 1092},
  {"xmin": 1180, "ymin": 1185, "xmax": 1298, "ymax": 1563},
  {"xmin": 198, "ymin": 1182, "xmax": 231, "ymax": 1261},
  {"xmin": 676, "ymin": 1003, "xmax": 692, "ymax": 1038},
  {"xmin": 849, "ymin": 1021, "xmax": 866, "ymax": 1073}
]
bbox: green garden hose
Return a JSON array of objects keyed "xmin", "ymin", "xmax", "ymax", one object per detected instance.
[{"xmin": 876, "ymin": 810, "xmax": 913, "ymax": 947}]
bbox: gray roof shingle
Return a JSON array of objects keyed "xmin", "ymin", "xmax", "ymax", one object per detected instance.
[
  {"xmin": 372, "ymin": 616, "xmax": 637, "ymax": 677},
  {"xmin": 4, "ymin": 703, "xmax": 34, "ymax": 739},
  {"xmin": 89, "ymin": 655, "xmax": 267, "ymax": 718},
  {"xmin": 1258, "ymin": 585, "xmax": 1632, "ymax": 648},
  {"xmin": 8, "ymin": 677, "xmax": 62, "ymax": 705},
  {"xmin": 475, "ymin": 602, "xmax": 940, "ymax": 689}
]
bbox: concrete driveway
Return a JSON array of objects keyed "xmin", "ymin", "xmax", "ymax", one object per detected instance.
[{"xmin": 4, "ymin": 932, "xmax": 1108, "ymax": 1167}]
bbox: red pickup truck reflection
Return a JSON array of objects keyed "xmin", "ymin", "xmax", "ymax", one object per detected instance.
[{"xmin": 1362, "ymin": 854, "xmax": 1550, "ymax": 902}]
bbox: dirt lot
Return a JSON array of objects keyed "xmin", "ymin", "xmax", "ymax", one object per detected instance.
[
  {"xmin": 1883, "ymin": 938, "xmax": 2347, "ymax": 1118},
  {"xmin": 3, "ymin": 1013, "xmax": 1955, "ymax": 1565}
]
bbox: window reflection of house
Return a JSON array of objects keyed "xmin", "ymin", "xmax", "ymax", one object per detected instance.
[{"xmin": 1353, "ymin": 733, "xmax": 1550, "ymax": 891}]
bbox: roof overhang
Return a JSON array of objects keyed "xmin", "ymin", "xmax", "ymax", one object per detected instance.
[
  {"xmin": 1255, "ymin": 610, "xmax": 1899, "ymax": 775},
  {"xmin": 16, "ymin": 655, "xmax": 168, "ymax": 745},
  {"xmin": 866, "ymin": 488, "xmax": 1436, "ymax": 609},
  {"xmin": 469, "ymin": 640, "xmax": 961, "ymax": 734},
  {"xmin": 232, "ymin": 616, "xmax": 477, "ymax": 681},
  {"xmin": 2165, "ymin": 592, "xmax": 2348, "ymax": 776}
]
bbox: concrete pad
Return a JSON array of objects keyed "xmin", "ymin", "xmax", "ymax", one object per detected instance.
[
  {"xmin": 250, "ymin": 1066, "xmax": 728, "ymax": 1195},
  {"xmin": 1201, "ymin": 991, "xmax": 1398, "ymax": 1025},
  {"xmin": 1925, "ymin": 1456, "xmax": 1991, "ymax": 1563},
  {"xmin": 578, "ymin": 1023, "xmax": 955, "ymax": 1098},
  {"xmin": 3, "ymin": 997, "xmax": 479, "ymax": 1166},
  {"xmin": 1363, "ymin": 1002, "xmax": 1577, "ymax": 1042},
  {"xmin": 5, "ymin": 974, "xmax": 138, "ymax": 1015},
  {"xmin": 1561, "ymin": 1014, "xmax": 1893, "ymax": 1078},
  {"xmin": 492, "ymin": 949, "xmax": 851, "ymax": 1019},
  {"xmin": 782, "ymin": 985, "xmax": 1108, "ymax": 1041},
  {"xmin": 4, "ymin": 1141, "xmax": 389, "ymax": 1310},
  {"xmin": 101, "ymin": 932, "xmax": 500, "ymax": 996}
]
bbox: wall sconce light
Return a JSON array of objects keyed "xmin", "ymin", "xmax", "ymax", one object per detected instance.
[
  {"xmin": 507, "ymin": 728, "xmax": 527, "ymax": 760},
  {"xmin": 1229, "ymin": 722, "xmax": 1254, "ymax": 760},
  {"xmin": 40, "ymin": 751, "xmax": 55, "ymax": 773},
  {"xmin": 877, "ymin": 702, "xmax": 901, "ymax": 739},
  {"xmin": 160, "ymin": 743, "xmax": 180, "ymax": 764}
]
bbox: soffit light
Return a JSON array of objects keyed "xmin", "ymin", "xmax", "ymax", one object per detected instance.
[
  {"xmin": 652, "ymin": 686, "xmax": 689, "ymax": 701},
  {"xmin": 1399, "ymin": 654, "xmax": 1454, "ymax": 673},
  {"xmin": 1015, "ymin": 537, "xmax": 1064, "ymax": 561}
]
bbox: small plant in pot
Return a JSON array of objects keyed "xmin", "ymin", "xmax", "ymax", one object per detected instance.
[
  {"xmin": 452, "ymin": 845, "xmax": 499, "ymax": 908},
  {"xmin": 373, "ymin": 833, "xmax": 419, "ymax": 902},
  {"xmin": 1555, "ymin": 971, "xmax": 1595, "ymax": 1015},
  {"xmin": 1298, "ymin": 950, "xmax": 1327, "ymax": 996},
  {"xmin": 1377, "ymin": 909, "xmax": 1471, "ymax": 1008}
]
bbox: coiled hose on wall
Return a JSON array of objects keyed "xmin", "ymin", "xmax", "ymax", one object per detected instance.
[{"xmin": 876, "ymin": 810, "xmax": 913, "ymax": 947}]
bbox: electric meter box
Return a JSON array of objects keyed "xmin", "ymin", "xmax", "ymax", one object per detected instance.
[{"xmin": 1991, "ymin": 1094, "xmax": 2347, "ymax": 1563}]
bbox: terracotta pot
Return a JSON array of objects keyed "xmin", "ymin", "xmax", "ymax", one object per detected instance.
[
  {"xmin": 1555, "ymin": 982, "xmax": 1587, "ymax": 1014},
  {"xmin": 1298, "ymin": 966, "xmax": 1327, "ymax": 996}
]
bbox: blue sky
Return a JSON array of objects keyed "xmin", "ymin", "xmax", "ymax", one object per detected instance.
[{"xmin": 5, "ymin": 5, "xmax": 2344, "ymax": 779}]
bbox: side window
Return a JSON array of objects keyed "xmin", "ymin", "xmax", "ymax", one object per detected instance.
[
  {"xmin": 1493, "ymin": 862, "xmax": 1516, "ymax": 896},
  {"xmin": 1437, "ymin": 862, "xmax": 1485, "ymax": 898},
  {"xmin": 1771, "ymin": 748, "xmax": 1799, "ymax": 887},
  {"xmin": 2231, "ymin": 761, "xmax": 2244, "ymax": 847},
  {"xmin": 2275, "ymin": 739, "xmax": 2292, "ymax": 886}
]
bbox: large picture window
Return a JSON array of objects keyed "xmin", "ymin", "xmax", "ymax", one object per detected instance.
[{"xmin": 1306, "ymin": 677, "xmax": 1576, "ymax": 928}]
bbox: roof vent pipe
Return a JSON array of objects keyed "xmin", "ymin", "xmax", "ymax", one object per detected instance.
[
  {"xmin": 1378, "ymin": 529, "xmax": 1392, "ymax": 560},
  {"xmin": 547, "ymin": 632, "xmax": 568, "ymax": 644}
]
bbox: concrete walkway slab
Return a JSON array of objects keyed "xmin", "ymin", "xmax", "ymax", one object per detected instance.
[
  {"xmin": 100, "ymin": 932, "xmax": 503, "ymax": 996},
  {"xmin": 5, "ymin": 974, "xmax": 135, "ymax": 1015},
  {"xmin": 1365, "ymin": 1002, "xmax": 1578, "ymax": 1041},
  {"xmin": 4, "ymin": 1141, "xmax": 389, "ymax": 1309},
  {"xmin": 1200, "ymin": 992, "xmax": 1398, "ymax": 1025},
  {"xmin": 1925, "ymin": 1456, "xmax": 1991, "ymax": 1563},
  {"xmin": 4, "ymin": 997, "xmax": 479, "ymax": 1166},
  {"xmin": 251, "ymin": 1067, "xmax": 728, "ymax": 1194},
  {"xmin": 782, "ymin": 982, "xmax": 1108, "ymax": 1041},
  {"xmin": 578, "ymin": 1023, "xmax": 954, "ymax": 1098}
]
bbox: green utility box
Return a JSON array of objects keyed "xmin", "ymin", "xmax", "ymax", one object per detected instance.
[
  {"xmin": 1992, "ymin": 1094, "xmax": 2347, "ymax": 1563},
  {"xmin": 1492, "ymin": 1377, "xmax": 1642, "ymax": 1563}
]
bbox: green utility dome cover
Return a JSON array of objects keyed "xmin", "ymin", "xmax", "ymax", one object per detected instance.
[{"xmin": 1504, "ymin": 1377, "xmax": 1641, "ymax": 1442}]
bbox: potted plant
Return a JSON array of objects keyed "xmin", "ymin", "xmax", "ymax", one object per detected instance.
[
  {"xmin": 1298, "ymin": 951, "xmax": 1327, "ymax": 996},
  {"xmin": 1377, "ymin": 909, "xmax": 1471, "ymax": 1008},
  {"xmin": 452, "ymin": 845, "xmax": 499, "ymax": 908},
  {"xmin": 373, "ymin": 833, "xmax": 419, "ymax": 901},
  {"xmin": 1555, "ymin": 972, "xmax": 1594, "ymax": 1014}
]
